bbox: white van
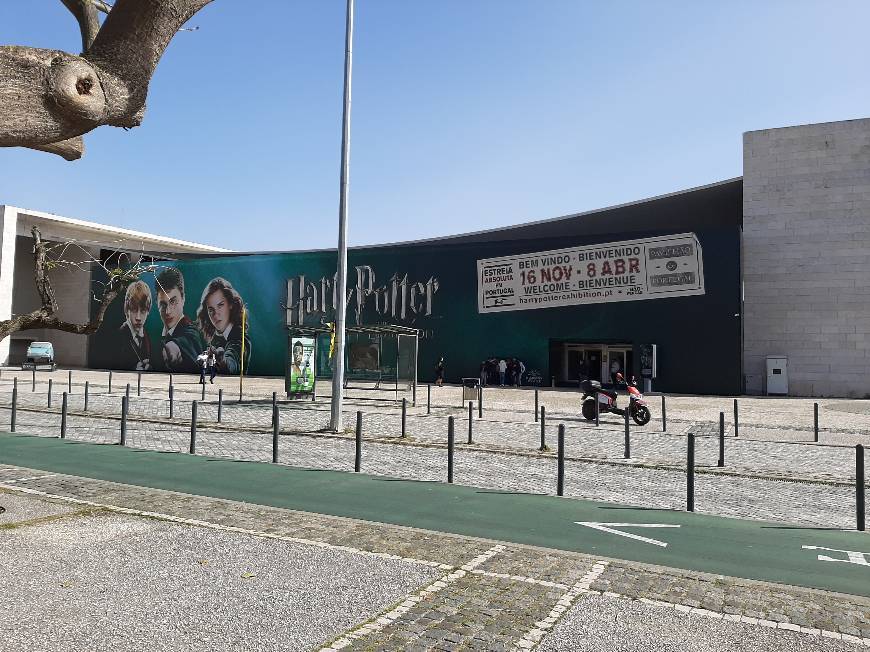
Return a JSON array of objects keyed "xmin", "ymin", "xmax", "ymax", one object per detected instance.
[{"xmin": 22, "ymin": 341, "xmax": 56, "ymax": 371}]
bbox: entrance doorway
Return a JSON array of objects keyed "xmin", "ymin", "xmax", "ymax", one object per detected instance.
[{"xmin": 559, "ymin": 343, "xmax": 633, "ymax": 386}]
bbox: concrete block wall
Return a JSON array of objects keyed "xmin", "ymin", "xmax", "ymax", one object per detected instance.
[{"xmin": 743, "ymin": 117, "xmax": 870, "ymax": 397}]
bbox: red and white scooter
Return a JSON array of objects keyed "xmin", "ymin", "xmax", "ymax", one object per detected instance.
[{"xmin": 580, "ymin": 373, "xmax": 651, "ymax": 426}]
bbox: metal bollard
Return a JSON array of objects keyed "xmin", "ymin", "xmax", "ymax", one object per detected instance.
[
  {"xmin": 120, "ymin": 395, "xmax": 128, "ymax": 445},
  {"xmin": 733, "ymin": 399, "xmax": 739, "ymax": 438},
  {"xmin": 857, "ymin": 444, "xmax": 865, "ymax": 532},
  {"xmin": 31, "ymin": 368, "xmax": 36, "ymax": 392},
  {"xmin": 355, "ymin": 411, "xmax": 363, "ymax": 472},
  {"xmin": 551, "ymin": 376, "xmax": 555, "ymax": 388},
  {"xmin": 169, "ymin": 384, "xmax": 174, "ymax": 419},
  {"xmin": 478, "ymin": 386, "xmax": 483, "ymax": 419},
  {"xmin": 540, "ymin": 406, "xmax": 546, "ymax": 448},
  {"xmin": 272, "ymin": 392, "xmax": 277, "ymax": 428},
  {"xmin": 402, "ymin": 398, "xmax": 407, "ymax": 438},
  {"xmin": 535, "ymin": 389, "xmax": 539, "ymax": 423},
  {"xmin": 48, "ymin": 378, "xmax": 53, "ymax": 408},
  {"xmin": 557, "ymin": 424, "xmax": 565, "ymax": 496},
  {"xmin": 68, "ymin": 369, "xmax": 72, "ymax": 393},
  {"xmin": 467, "ymin": 401, "xmax": 473, "ymax": 444},
  {"xmin": 202, "ymin": 381, "xmax": 206, "ymax": 401},
  {"xmin": 595, "ymin": 395, "xmax": 599, "ymax": 427},
  {"xmin": 189, "ymin": 400, "xmax": 197, "ymax": 454},
  {"xmin": 718, "ymin": 412, "xmax": 725, "ymax": 467},
  {"xmin": 61, "ymin": 392, "xmax": 68, "ymax": 438},
  {"xmin": 11, "ymin": 377, "xmax": 17, "ymax": 432},
  {"xmin": 814, "ymin": 402, "xmax": 819, "ymax": 443},
  {"xmin": 126, "ymin": 383, "xmax": 130, "ymax": 401},
  {"xmin": 427, "ymin": 384, "xmax": 431, "ymax": 415},
  {"xmin": 137, "ymin": 372, "xmax": 142, "ymax": 397},
  {"xmin": 272, "ymin": 400, "xmax": 279, "ymax": 463},
  {"xmin": 217, "ymin": 388, "xmax": 223, "ymax": 422},
  {"xmin": 84, "ymin": 381, "xmax": 89, "ymax": 411},
  {"xmin": 661, "ymin": 395, "xmax": 667, "ymax": 432},
  {"xmin": 447, "ymin": 416, "xmax": 454, "ymax": 483},
  {"xmin": 624, "ymin": 410, "xmax": 631, "ymax": 459},
  {"xmin": 687, "ymin": 434, "xmax": 695, "ymax": 512},
  {"xmin": 108, "ymin": 370, "xmax": 113, "ymax": 394}
]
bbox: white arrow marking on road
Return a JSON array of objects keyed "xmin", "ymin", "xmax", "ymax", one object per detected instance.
[
  {"xmin": 575, "ymin": 522, "xmax": 681, "ymax": 548},
  {"xmin": 802, "ymin": 545, "xmax": 870, "ymax": 566}
]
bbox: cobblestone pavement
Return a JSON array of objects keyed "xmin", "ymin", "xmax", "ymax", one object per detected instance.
[
  {"xmin": 5, "ymin": 367, "xmax": 870, "ymax": 437},
  {"xmin": 0, "ymin": 388, "xmax": 867, "ymax": 529},
  {"xmin": 0, "ymin": 380, "xmax": 866, "ymax": 486},
  {"xmin": 1, "ymin": 468, "xmax": 868, "ymax": 650}
]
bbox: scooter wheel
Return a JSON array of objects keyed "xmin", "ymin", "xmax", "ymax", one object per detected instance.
[
  {"xmin": 633, "ymin": 405, "xmax": 651, "ymax": 426},
  {"xmin": 581, "ymin": 400, "xmax": 596, "ymax": 421}
]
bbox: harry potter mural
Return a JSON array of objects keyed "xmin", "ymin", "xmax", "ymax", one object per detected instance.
[
  {"xmin": 88, "ymin": 223, "xmax": 741, "ymax": 396},
  {"xmin": 93, "ymin": 264, "xmax": 252, "ymax": 375},
  {"xmin": 89, "ymin": 253, "xmax": 443, "ymax": 379}
]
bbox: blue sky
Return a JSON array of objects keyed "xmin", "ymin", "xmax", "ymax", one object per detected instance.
[{"xmin": 1, "ymin": 1, "xmax": 869, "ymax": 251}]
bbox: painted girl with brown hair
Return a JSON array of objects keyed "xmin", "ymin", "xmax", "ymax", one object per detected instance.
[{"xmin": 196, "ymin": 277, "xmax": 251, "ymax": 374}]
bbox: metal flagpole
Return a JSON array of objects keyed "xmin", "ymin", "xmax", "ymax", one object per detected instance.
[{"xmin": 330, "ymin": 0, "xmax": 354, "ymax": 432}]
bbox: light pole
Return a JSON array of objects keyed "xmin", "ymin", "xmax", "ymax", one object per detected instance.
[{"xmin": 330, "ymin": 0, "xmax": 354, "ymax": 432}]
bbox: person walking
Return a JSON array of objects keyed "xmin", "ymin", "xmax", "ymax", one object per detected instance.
[
  {"xmin": 498, "ymin": 358, "xmax": 507, "ymax": 387},
  {"xmin": 207, "ymin": 346, "xmax": 217, "ymax": 383},
  {"xmin": 435, "ymin": 357, "xmax": 445, "ymax": 387},
  {"xmin": 196, "ymin": 350, "xmax": 208, "ymax": 384},
  {"xmin": 517, "ymin": 359, "xmax": 526, "ymax": 387}
]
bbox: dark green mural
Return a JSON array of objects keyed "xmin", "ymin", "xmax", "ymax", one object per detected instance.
[{"xmin": 90, "ymin": 225, "xmax": 741, "ymax": 395}]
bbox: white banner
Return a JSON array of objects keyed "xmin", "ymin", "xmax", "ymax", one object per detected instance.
[{"xmin": 477, "ymin": 233, "xmax": 704, "ymax": 313}]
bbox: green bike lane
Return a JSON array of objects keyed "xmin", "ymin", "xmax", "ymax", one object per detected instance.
[{"xmin": 1, "ymin": 432, "xmax": 868, "ymax": 598}]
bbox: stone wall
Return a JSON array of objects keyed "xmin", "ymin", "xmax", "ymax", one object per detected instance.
[{"xmin": 743, "ymin": 118, "xmax": 870, "ymax": 396}]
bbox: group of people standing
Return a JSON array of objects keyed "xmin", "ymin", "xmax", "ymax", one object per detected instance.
[
  {"xmin": 114, "ymin": 267, "xmax": 251, "ymax": 377},
  {"xmin": 480, "ymin": 357, "xmax": 525, "ymax": 387}
]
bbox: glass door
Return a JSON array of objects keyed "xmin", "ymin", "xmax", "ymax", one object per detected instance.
[
  {"xmin": 607, "ymin": 350, "xmax": 625, "ymax": 384},
  {"xmin": 584, "ymin": 349, "xmax": 602, "ymax": 383}
]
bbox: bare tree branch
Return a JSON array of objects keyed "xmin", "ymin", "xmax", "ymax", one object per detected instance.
[
  {"xmin": 0, "ymin": 226, "xmax": 157, "ymax": 344},
  {"xmin": 59, "ymin": 0, "xmax": 101, "ymax": 52},
  {"xmin": 87, "ymin": 0, "xmax": 214, "ymax": 128}
]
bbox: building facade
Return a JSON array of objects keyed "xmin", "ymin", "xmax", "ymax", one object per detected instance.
[
  {"xmin": 87, "ymin": 179, "xmax": 743, "ymax": 395},
  {"xmin": 7, "ymin": 116, "xmax": 870, "ymax": 397}
]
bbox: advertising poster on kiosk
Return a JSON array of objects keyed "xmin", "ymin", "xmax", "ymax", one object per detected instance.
[{"xmin": 288, "ymin": 337, "xmax": 315, "ymax": 394}]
